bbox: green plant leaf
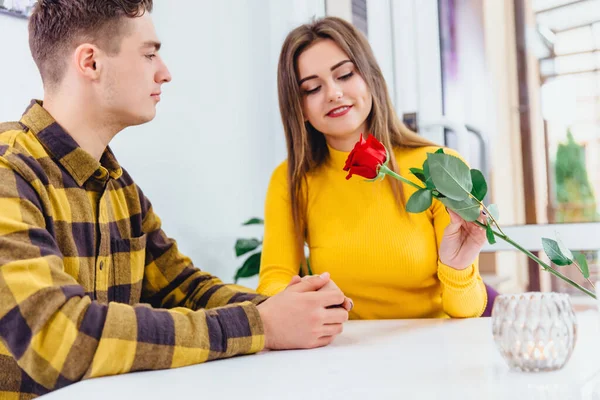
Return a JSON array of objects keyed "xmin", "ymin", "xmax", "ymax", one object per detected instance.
[
  {"xmin": 421, "ymin": 160, "xmax": 436, "ymax": 190},
  {"xmin": 485, "ymin": 223, "xmax": 496, "ymax": 244},
  {"xmin": 487, "ymin": 204, "xmax": 499, "ymax": 221},
  {"xmin": 234, "ymin": 252, "xmax": 262, "ymax": 282},
  {"xmin": 440, "ymin": 197, "xmax": 481, "ymax": 222},
  {"xmin": 427, "ymin": 153, "xmax": 472, "ymax": 201},
  {"xmin": 423, "ymin": 160, "xmax": 430, "ymax": 179},
  {"xmin": 542, "ymin": 238, "xmax": 573, "ymax": 266},
  {"xmin": 425, "ymin": 178, "xmax": 435, "ymax": 190},
  {"xmin": 406, "ymin": 189, "xmax": 433, "ymax": 213},
  {"xmin": 435, "ymin": 148, "xmax": 445, "ymax": 154},
  {"xmin": 409, "ymin": 168, "xmax": 427, "ymax": 183},
  {"xmin": 470, "ymin": 169, "xmax": 487, "ymax": 201},
  {"xmin": 300, "ymin": 257, "xmax": 313, "ymax": 276},
  {"xmin": 242, "ymin": 218, "xmax": 264, "ymax": 226},
  {"xmin": 306, "ymin": 258, "xmax": 313, "ymax": 276},
  {"xmin": 576, "ymin": 252, "xmax": 590, "ymax": 279},
  {"xmin": 555, "ymin": 234, "xmax": 573, "ymax": 261},
  {"xmin": 235, "ymin": 238, "xmax": 261, "ymax": 257}
]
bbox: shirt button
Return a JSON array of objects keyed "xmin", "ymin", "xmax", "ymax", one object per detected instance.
[{"xmin": 99, "ymin": 261, "xmax": 104, "ymax": 270}]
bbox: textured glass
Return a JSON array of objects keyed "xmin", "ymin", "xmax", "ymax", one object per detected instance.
[{"xmin": 491, "ymin": 292, "xmax": 578, "ymax": 372}]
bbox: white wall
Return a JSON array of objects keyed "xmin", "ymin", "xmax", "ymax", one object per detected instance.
[
  {"xmin": 0, "ymin": 0, "xmax": 325, "ymax": 287},
  {"xmin": 117, "ymin": 0, "xmax": 326, "ymax": 286},
  {"xmin": 0, "ymin": 14, "xmax": 42, "ymax": 121},
  {"xmin": 325, "ymin": 0, "xmax": 352, "ymax": 22},
  {"xmin": 367, "ymin": 0, "xmax": 445, "ymax": 146}
]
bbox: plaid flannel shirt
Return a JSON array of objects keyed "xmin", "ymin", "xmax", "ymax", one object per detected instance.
[{"xmin": 0, "ymin": 101, "xmax": 267, "ymax": 399}]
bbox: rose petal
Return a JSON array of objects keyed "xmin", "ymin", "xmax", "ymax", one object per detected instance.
[{"xmin": 346, "ymin": 165, "xmax": 377, "ymax": 180}]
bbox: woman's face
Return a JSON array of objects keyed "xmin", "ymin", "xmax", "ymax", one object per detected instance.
[{"xmin": 297, "ymin": 39, "xmax": 373, "ymax": 151}]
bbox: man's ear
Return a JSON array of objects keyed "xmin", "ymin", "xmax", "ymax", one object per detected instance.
[{"xmin": 74, "ymin": 43, "xmax": 102, "ymax": 81}]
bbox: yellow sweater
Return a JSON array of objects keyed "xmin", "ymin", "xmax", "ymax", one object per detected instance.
[{"xmin": 257, "ymin": 145, "xmax": 487, "ymax": 319}]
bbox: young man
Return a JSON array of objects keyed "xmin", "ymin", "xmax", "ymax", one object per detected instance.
[{"xmin": 0, "ymin": 1, "xmax": 351, "ymax": 397}]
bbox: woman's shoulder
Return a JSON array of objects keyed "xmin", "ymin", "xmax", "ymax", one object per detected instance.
[{"xmin": 269, "ymin": 160, "xmax": 289, "ymax": 184}]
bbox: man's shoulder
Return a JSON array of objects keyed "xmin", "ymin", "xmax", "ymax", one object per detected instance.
[
  {"xmin": 0, "ymin": 120, "xmax": 51, "ymax": 184},
  {"xmin": 0, "ymin": 121, "xmax": 25, "ymax": 151},
  {"xmin": 0, "ymin": 121, "xmax": 24, "ymax": 136}
]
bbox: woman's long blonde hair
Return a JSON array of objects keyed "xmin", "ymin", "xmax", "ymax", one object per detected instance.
[{"xmin": 277, "ymin": 17, "xmax": 436, "ymax": 259}]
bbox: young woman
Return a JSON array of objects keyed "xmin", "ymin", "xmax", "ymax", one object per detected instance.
[{"xmin": 257, "ymin": 17, "xmax": 488, "ymax": 319}]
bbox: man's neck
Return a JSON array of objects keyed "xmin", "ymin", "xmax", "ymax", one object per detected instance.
[{"xmin": 42, "ymin": 94, "xmax": 123, "ymax": 161}]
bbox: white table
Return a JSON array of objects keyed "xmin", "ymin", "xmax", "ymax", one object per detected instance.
[{"xmin": 45, "ymin": 312, "xmax": 600, "ymax": 400}]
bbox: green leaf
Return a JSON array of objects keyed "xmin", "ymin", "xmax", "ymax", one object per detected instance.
[
  {"xmin": 242, "ymin": 218, "xmax": 264, "ymax": 226},
  {"xmin": 487, "ymin": 204, "xmax": 499, "ymax": 221},
  {"xmin": 485, "ymin": 223, "xmax": 496, "ymax": 244},
  {"xmin": 470, "ymin": 169, "xmax": 487, "ymax": 201},
  {"xmin": 427, "ymin": 153, "xmax": 473, "ymax": 201},
  {"xmin": 542, "ymin": 238, "xmax": 573, "ymax": 266},
  {"xmin": 555, "ymin": 235, "xmax": 573, "ymax": 261},
  {"xmin": 409, "ymin": 168, "xmax": 427, "ymax": 183},
  {"xmin": 432, "ymin": 190, "xmax": 445, "ymax": 199},
  {"xmin": 306, "ymin": 258, "xmax": 313, "ymax": 276},
  {"xmin": 423, "ymin": 159, "xmax": 430, "ymax": 180},
  {"xmin": 435, "ymin": 148, "xmax": 445, "ymax": 154},
  {"xmin": 406, "ymin": 189, "xmax": 433, "ymax": 213},
  {"xmin": 235, "ymin": 238, "xmax": 261, "ymax": 257},
  {"xmin": 234, "ymin": 252, "xmax": 262, "ymax": 282},
  {"xmin": 425, "ymin": 178, "xmax": 435, "ymax": 190},
  {"xmin": 576, "ymin": 252, "xmax": 590, "ymax": 279},
  {"xmin": 440, "ymin": 197, "xmax": 481, "ymax": 222},
  {"xmin": 421, "ymin": 161, "xmax": 437, "ymax": 190},
  {"xmin": 299, "ymin": 258, "xmax": 314, "ymax": 277}
]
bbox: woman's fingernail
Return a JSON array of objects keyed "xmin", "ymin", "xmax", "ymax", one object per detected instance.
[
  {"xmin": 349, "ymin": 299, "xmax": 354, "ymax": 310},
  {"xmin": 320, "ymin": 272, "xmax": 331, "ymax": 279}
]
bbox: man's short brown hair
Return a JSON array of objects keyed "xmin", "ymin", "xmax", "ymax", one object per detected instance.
[{"xmin": 29, "ymin": 0, "xmax": 154, "ymax": 88}]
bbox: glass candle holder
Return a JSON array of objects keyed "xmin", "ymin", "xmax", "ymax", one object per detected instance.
[{"xmin": 491, "ymin": 292, "xmax": 577, "ymax": 372}]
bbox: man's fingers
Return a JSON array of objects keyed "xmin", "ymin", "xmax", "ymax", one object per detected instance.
[
  {"xmin": 286, "ymin": 272, "xmax": 331, "ymax": 293},
  {"xmin": 323, "ymin": 308, "xmax": 349, "ymax": 324},
  {"xmin": 313, "ymin": 336, "xmax": 335, "ymax": 348},
  {"xmin": 342, "ymin": 297, "xmax": 354, "ymax": 312},
  {"xmin": 286, "ymin": 275, "xmax": 302, "ymax": 288},
  {"xmin": 313, "ymin": 288, "xmax": 345, "ymax": 308},
  {"xmin": 321, "ymin": 323, "xmax": 344, "ymax": 337}
]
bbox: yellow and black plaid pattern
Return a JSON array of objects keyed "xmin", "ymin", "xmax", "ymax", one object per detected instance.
[{"xmin": 0, "ymin": 101, "xmax": 267, "ymax": 399}]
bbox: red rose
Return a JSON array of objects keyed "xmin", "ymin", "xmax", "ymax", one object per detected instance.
[{"xmin": 343, "ymin": 134, "xmax": 388, "ymax": 180}]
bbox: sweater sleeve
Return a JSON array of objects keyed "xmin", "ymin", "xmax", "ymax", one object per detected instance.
[{"xmin": 256, "ymin": 162, "xmax": 303, "ymax": 296}]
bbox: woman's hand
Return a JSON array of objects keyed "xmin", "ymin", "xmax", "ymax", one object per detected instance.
[{"xmin": 439, "ymin": 209, "xmax": 487, "ymax": 270}]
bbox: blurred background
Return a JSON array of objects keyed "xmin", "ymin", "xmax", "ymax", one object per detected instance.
[{"xmin": 0, "ymin": 0, "xmax": 598, "ymax": 300}]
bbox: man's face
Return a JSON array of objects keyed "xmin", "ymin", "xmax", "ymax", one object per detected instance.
[{"xmin": 99, "ymin": 13, "xmax": 171, "ymax": 127}]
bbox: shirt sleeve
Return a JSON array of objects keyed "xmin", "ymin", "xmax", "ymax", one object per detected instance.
[
  {"xmin": 137, "ymin": 185, "xmax": 268, "ymax": 310},
  {"xmin": 0, "ymin": 156, "xmax": 265, "ymax": 392}
]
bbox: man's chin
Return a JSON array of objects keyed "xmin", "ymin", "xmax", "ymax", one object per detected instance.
[{"xmin": 128, "ymin": 110, "xmax": 157, "ymax": 126}]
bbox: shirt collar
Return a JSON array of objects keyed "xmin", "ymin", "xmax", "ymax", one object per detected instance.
[{"xmin": 19, "ymin": 100, "xmax": 123, "ymax": 186}]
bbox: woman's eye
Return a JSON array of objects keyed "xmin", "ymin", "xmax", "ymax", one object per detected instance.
[{"xmin": 305, "ymin": 86, "xmax": 321, "ymax": 95}]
